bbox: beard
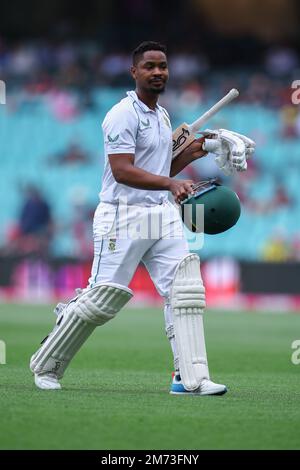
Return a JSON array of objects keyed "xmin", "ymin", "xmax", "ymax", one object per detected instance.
[{"xmin": 149, "ymin": 83, "xmax": 166, "ymax": 94}]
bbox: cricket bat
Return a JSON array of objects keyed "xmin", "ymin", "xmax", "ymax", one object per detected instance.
[{"xmin": 172, "ymin": 88, "xmax": 239, "ymax": 159}]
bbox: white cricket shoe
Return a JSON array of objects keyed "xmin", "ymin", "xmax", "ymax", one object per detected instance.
[
  {"xmin": 34, "ymin": 373, "xmax": 62, "ymax": 390},
  {"xmin": 170, "ymin": 374, "xmax": 227, "ymax": 396}
]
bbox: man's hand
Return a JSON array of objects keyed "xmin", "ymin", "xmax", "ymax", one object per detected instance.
[
  {"xmin": 202, "ymin": 129, "xmax": 255, "ymax": 176},
  {"xmin": 168, "ymin": 179, "xmax": 195, "ymax": 204},
  {"xmin": 180, "ymin": 137, "xmax": 208, "ymax": 161},
  {"xmin": 170, "ymin": 137, "xmax": 209, "ymax": 177}
]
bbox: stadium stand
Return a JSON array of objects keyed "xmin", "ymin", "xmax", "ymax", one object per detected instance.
[{"xmin": 1, "ymin": 84, "xmax": 299, "ymax": 261}]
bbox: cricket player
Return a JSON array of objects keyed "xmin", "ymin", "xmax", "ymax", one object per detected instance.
[{"xmin": 30, "ymin": 41, "xmax": 252, "ymax": 394}]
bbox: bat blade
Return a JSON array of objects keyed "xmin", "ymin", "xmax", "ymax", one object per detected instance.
[{"xmin": 172, "ymin": 123, "xmax": 195, "ymax": 157}]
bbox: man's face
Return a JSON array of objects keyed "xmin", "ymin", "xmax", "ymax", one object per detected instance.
[{"xmin": 131, "ymin": 50, "xmax": 169, "ymax": 94}]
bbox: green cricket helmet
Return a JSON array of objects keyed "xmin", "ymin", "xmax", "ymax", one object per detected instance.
[{"xmin": 180, "ymin": 179, "xmax": 241, "ymax": 234}]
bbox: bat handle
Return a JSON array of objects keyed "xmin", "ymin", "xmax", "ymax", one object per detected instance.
[{"xmin": 190, "ymin": 88, "xmax": 239, "ymax": 134}]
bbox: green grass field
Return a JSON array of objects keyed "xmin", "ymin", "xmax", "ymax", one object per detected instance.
[{"xmin": 0, "ymin": 303, "xmax": 300, "ymax": 450}]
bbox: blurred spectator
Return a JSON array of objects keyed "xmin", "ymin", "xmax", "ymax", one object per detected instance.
[
  {"xmin": 100, "ymin": 52, "xmax": 132, "ymax": 85},
  {"xmin": 294, "ymin": 111, "xmax": 300, "ymax": 138},
  {"xmin": 176, "ymin": 80, "xmax": 204, "ymax": 112},
  {"xmin": 20, "ymin": 186, "xmax": 52, "ymax": 234},
  {"xmin": 245, "ymin": 74, "xmax": 272, "ymax": 105},
  {"xmin": 70, "ymin": 196, "xmax": 94, "ymax": 260},
  {"xmin": 46, "ymin": 87, "xmax": 78, "ymax": 120},
  {"xmin": 5, "ymin": 186, "xmax": 53, "ymax": 256},
  {"xmin": 169, "ymin": 52, "xmax": 209, "ymax": 82},
  {"xmin": 9, "ymin": 44, "xmax": 39, "ymax": 79},
  {"xmin": 264, "ymin": 45, "xmax": 299, "ymax": 77},
  {"xmin": 47, "ymin": 142, "xmax": 91, "ymax": 165},
  {"xmin": 261, "ymin": 231, "xmax": 291, "ymax": 262},
  {"xmin": 291, "ymin": 234, "xmax": 300, "ymax": 261},
  {"xmin": 53, "ymin": 186, "xmax": 94, "ymax": 259},
  {"xmin": 273, "ymin": 185, "xmax": 291, "ymax": 208},
  {"xmin": 242, "ymin": 184, "xmax": 291, "ymax": 214},
  {"xmin": 281, "ymin": 105, "xmax": 298, "ymax": 139}
]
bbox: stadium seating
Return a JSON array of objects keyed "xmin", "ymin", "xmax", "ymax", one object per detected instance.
[{"xmin": 0, "ymin": 89, "xmax": 298, "ymax": 260}]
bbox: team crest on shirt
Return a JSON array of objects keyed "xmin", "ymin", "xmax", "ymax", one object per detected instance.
[
  {"xmin": 108, "ymin": 238, "xmax": 116, "ymax": 252},
  {"xmin": 141, "ymin": 118, "xmax": 151, "ymax": 128},
  {"xmin": 108, "ymin": 134, "xmax": 119, "ymax": 143}
]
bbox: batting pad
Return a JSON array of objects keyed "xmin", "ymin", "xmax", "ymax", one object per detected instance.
[
  {"xmin": 30, "ymin": 283, "xmax": 133, "ymax": 379},
  {"xmin": 171, "ymin": 254, "xmax": 209, "ymax": 391}
]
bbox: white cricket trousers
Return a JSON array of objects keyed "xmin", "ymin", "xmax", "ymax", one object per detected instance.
[
  {"xmin": 87, "ymin": 199, "xmax": 191, "ymax": 372},
  {"xmin": 88, "ymin": 200, "xmax": 189, "ymax": 296}
]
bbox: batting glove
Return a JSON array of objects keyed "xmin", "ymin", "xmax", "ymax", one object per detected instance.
[{"xmin": 201, "ymin": 129, "xmax": 255, "ymax": 176}]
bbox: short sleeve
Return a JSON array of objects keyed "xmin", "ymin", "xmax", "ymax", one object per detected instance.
[{"xmin": 102, "ymin": 105, "xmax": 138, "ymax": 155}]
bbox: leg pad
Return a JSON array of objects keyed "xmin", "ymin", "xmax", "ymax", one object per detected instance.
[
  {"xmin": 30, "ymin": 283, "xmax": 133, "ymax": 378},
  {"xmin": 171, "ymin": 254, "xmax": 209, "ymax": 391}
]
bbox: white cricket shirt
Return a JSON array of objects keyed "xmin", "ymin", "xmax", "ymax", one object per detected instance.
[{"xmin": 99, "ymin": 90, "xmax": 173, "ymax": 205}]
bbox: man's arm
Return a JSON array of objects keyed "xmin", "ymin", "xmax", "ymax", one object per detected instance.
[
  {"xmin": 109, "ymin": 154, "xmax": 170, "ymax": 190},
  {"xmin": 170, "ymin": 137, "xmax": 207, "ymax": 177},
  {"xmin": 108, "ymin": 154, "xmax": 195, "ymax": 203}
]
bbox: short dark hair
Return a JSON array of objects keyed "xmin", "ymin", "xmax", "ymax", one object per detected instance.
[{"xmin": 132, "ymin": 41, "xmax": 167, "ymax": 65}]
